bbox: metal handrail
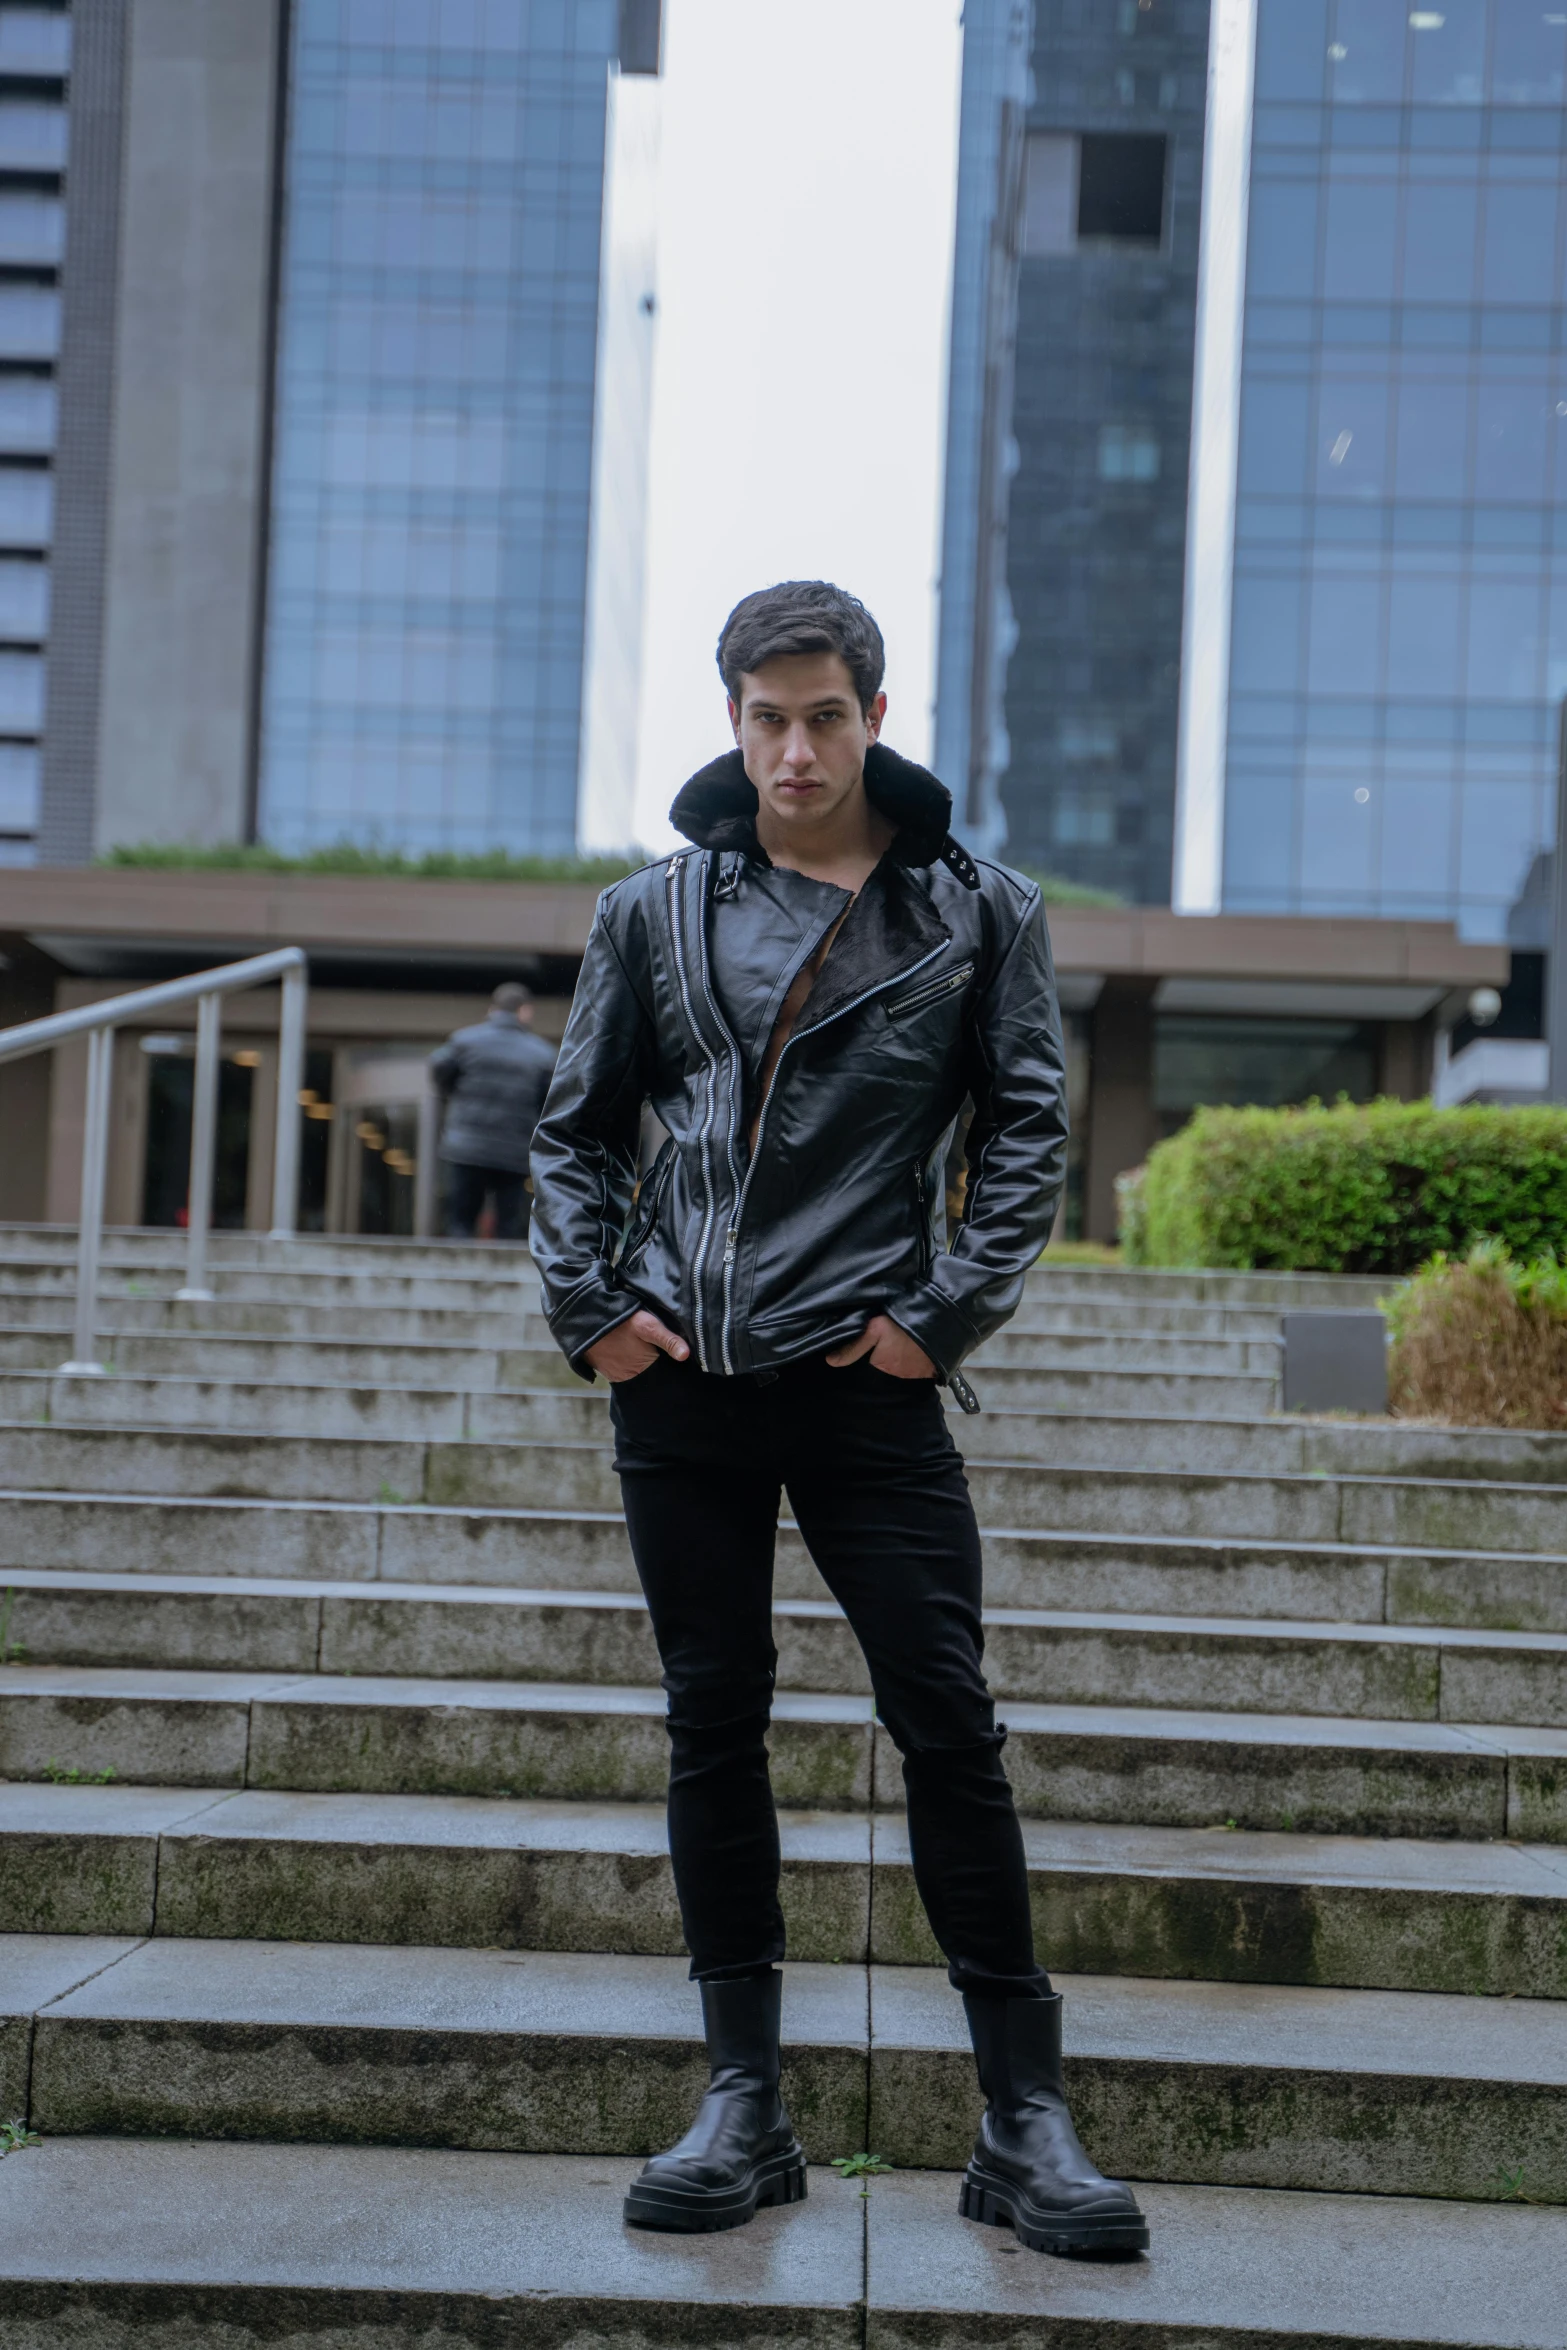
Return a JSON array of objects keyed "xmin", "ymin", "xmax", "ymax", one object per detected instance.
[{"xmin": 0, "ymin": 947, "xmax": 309, "ymax": 1373}]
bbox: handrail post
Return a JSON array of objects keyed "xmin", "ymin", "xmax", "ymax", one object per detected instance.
[
  {"xmin": 59, "ymin": 1025, "xmax": 113, "ymax": 1375},
  {"xmin": 270, "ymin": 961, "xmax": 307, "ymax": 1238},
  {"xmin": 177, "ymin": 991, "xmax": 221, "ymax": 1301},
  {"xmin": 415, "ymin": 1076, "xmax": 439, "ymax": 1237}
]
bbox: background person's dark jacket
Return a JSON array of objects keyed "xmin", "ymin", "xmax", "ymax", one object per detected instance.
[
  {"xmin": 430, "ymin": 1013, "xmax": 557, "ymax": 1173},
  {"xmin": 529, "ymin": 742, "xmax": 1068, "ymax": 1384}
]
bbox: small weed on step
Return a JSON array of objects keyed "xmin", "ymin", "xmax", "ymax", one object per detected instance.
[
  {"xmin": 0, "ymin": 2121, "xmax": 39, "ymax": 2157},
  {"xmin": 41, "ymin": 1760, "xmax": 117, "ymax": 1785},
  {"xmin": 832, "ymin": 2153, "xmax": 893, "ymax": 2201}
]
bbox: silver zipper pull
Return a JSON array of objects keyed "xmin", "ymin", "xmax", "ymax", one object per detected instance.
[{"xmin": 723, "ymin": 1228, "xmax": 737, "ymax": 1266}]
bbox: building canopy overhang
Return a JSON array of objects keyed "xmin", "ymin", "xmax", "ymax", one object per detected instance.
[{"xmin": 0, "ymin": 869, "xmax": 1509, "ymax": 1014}]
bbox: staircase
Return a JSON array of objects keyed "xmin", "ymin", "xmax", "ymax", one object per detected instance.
[{"xmin": 0, "ymin": 1228, "xmax": 1563, "ymax": 2343}]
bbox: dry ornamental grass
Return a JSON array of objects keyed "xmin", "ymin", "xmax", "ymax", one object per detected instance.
[{"xmin": 1386, "ymin": 1244, "xmax": 1567, "ymax": 1430}]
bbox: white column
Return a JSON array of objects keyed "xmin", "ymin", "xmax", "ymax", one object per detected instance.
[{"xmin": 1173, "ymin": 0, "xmax": 1259, "ymax": 915}]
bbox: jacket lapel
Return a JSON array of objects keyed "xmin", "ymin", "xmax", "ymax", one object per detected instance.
[{"xmin": 794, "ymin": 857, "xmax": 951, "ymax": 1034}]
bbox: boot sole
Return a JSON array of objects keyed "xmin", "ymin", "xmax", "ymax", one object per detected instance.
[
  {"xmin": 624, "ymin": 2145, "xmax": 808, "ymax": 2234},
  {"xmin": 960, "ymin": 2164, "xmax": 1149, "ymax": 2258}
]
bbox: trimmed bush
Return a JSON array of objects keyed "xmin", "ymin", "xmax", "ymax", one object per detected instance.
[
  {"xmin": 1132, "ymin": 1100, "xmax": 1567, "ymax": 1274},
  {"xmin": 1386, "ymin": 1242, "xmax": 1567, "ymax": 1428}
]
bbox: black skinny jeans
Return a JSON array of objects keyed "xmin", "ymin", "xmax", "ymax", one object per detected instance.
[{"xmin": 610, "ymin": 1351, "xmax": 1048, "ymax": 2000}]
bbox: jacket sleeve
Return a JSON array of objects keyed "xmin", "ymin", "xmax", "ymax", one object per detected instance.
[
  {"xmin": 883, "ymin": 885, "xmax": 1068, "ymax": 1379},
  {"xmin": 428, "ymin": 1039, "xmax": 460, "ymax": 1096},
  {"xmin": 528, "ymin": 895, "xmax": 656, "ymax": 1377}
]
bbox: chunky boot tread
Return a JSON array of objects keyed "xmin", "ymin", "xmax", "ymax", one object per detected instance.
[
  {"xmin": 960, "ymin": 2162, "xmax": 1150, "ymax": 2257},
  {"xmin": 624, "ymin": 2144, "xmax": 807, "ymax": 2233}
]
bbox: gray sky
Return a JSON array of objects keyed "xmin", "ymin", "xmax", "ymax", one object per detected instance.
[{"xmin": 633, "ymin": 0, "xmax": 965, "ymax": 848}]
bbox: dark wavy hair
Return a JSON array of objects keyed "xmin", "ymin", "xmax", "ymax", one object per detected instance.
[{"xmin": 716, "ymin": 580, "xmax": 886, "ymax": 715}]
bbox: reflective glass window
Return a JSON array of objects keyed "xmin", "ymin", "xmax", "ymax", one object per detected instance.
[
  {"xmin": 1316, "ymin": 377, "xmax": 1391, "ymax": 495},
  {"xmin": 1239, "ymin": 376, "xmax": 1314, "ymax": 494},
  {"xmin": 1385, "ymin": 571, "xmax": 1464, "ymax": 690},
  {"xmin": 1327, "ymin": 0, "xmax": 1409, "ymax": 105},
  {"xmin": 1224, "ymin": 0, "xmax": 1567, "ymax": 933},
  {"xmin": 256, "ymin": 0, "xmax": 620, "ymax": 856},
  {"xmin": 1408, "ymin": 0, "xmax": 1489, "ymax": 105},
  {"xmin": 1401, "ymin": 181, "xmax": 1479, "ymax": 300},
  {"xmin": 1255, "ymin": 0, "xmax": 1330, "ymax": 101},
  {"xmin": 1322, "ymin": 177, "xmax": 1397, "ymax": 296},
  {"xmin": 1491, "ymin": 0, "xmax": 1567, "ymax": 101},
  {"xmin": 1247, "ymin": 181, "xmax": 1320, "ymax": 297},
  {"xmin": 1480, "ymin": 181, "xmax": 1559, "ymax": 301}
]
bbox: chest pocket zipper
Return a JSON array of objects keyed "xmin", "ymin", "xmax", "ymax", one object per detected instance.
[{"xmin": 887, "ymin": 961, "xmax": 975, "ymax": 1019}]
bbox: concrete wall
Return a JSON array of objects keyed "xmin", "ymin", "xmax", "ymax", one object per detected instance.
[{"xmin": 94, "ymin": 0, "xmax": 281, "ymax": 853}]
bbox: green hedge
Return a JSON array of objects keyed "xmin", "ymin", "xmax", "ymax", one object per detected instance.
[{"xmin": 1126, "ymin": 1100, "xmax": 1567, "ymax": 1274}]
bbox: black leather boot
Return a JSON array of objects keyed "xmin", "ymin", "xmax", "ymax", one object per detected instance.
[
  {"xmin": 959, "ymin": 1993, "xmax": 1149, "ymax": 2256},
  {"xmin": 623, "ymin": 1972, "xmax": 807, "ymax": 2232}
]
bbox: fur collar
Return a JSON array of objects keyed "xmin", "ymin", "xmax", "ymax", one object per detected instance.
[{"xmin": 668, "ymin": 743, "xmax": 980, "ymax": 889}]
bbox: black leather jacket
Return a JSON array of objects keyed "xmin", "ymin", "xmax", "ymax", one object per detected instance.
[{"xmin": 529, "ymin": 742, "xmax": 1068, "ymax": 1386}]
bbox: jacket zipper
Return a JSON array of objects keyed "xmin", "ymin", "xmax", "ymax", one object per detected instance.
[
  {"xmin": 719, "ymin": 943, "xmax": 948, "ymax": 1370},
  {"xmin": 669, "ymin": 852, "xmax": 749, "ymax": 1374},
  {"xmin": 620, "ymin": 1142, "xmax": 674, "ymax": 1268},
  {"xmin": 666, "ymin": 858, "xmax": 727, "ymax": 1371},
  {"xmin": 887, "ymin": 961, "xmax": 975, "ymax": 1018},
  {"xmin": 911, "ymin": 1159, "xmax": 935, "ymax": 1274}
]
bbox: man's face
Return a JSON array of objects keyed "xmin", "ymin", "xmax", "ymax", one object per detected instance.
[{"xmin": 730, "ymin": 652, "xmax": 886, "ymax": 835}]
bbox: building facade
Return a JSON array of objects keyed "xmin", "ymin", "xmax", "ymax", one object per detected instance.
[
  {"xmin": 944, "ymin": 0, "xmax": 1567, "ymax": 955},
  {"xmin": 1180, "ymin": 0, "xmax": 1567, "ymax": 949},
  {"xmin": 21, "ymin": 0, "xmax": 658, "ymax": 870},
  {"xmin": 0, "ymin": 5, "xmax": 71, "ymax": 865},
  {"xmin": 939, "ymin": 0, "xmax": 1212, "ymax": 902}
]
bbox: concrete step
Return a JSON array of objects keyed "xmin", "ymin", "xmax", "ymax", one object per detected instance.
[
  {"xmin": 5, "ymin": 1568, "xmax": 1567, "ymax": 1727},
  {"xmin": 0, "ymin": 1326, "xmax": 528, "ymax": 1391},
  {"xmin": 14, "ymin": 1379, "xmax": 1567, "ymax": 1501},
  {"xmin": 4, "ymin": 1936, "xmax": 1561, "ymax": 2201},
  {"xmin": 0, "ymin": 1324, "xmax": 1288, "ymax": 1412},
  {"xmin": 6, "ymin": 1783, "xmax": 1566, "ymax": 1998},
  {"xmin": 0, "ymin": 1783, "xmax": 870, "ymax": 1963},
  {"xmin": 0, "ymin": 1358, "xmax": 1289, "ymax": 1428},
  {"xmin": 0, "ymin": 1262, "xmax": 549, "ymax": 1312},
  {"xmin": 4, "ymin": 2141, "xmax": 1556, "ymax": 2350},
  {"xmin": 4, "ymin": 1421, "xmax": 1566, "ymax": 1558},
  {"xmin": 0, "ymin": 1226, "xmax": 1379, "ymax": 1298},
  {"xmin": 0, "ymin": 1225, "xmax": 541, "ymax": 1275},
  {"xmin": 1, "ymin": 1664, "xmax": 1560, "ymax": 1837},
  {"xmin": 0, "ymin": 1311, "xmax": 1288, "ymax": 1372},
  {"xmin": 0, "ymin": 1252, "xmax": 1374, "ymax": 1322},
  {"xmin": 0, "ymin": 1283, "xmax": 1298, "ymax": 1346},
  {"xmin": 989, "ymin": 1297, "xmax": 1292, "ymax": 1337},
  {"xmin": 864, "ymin": 1963, "xmax": 1567, "ymax": 2193},
  {"xmin": 2, "ymin": 1488, "xmax": 1562, "ymax": 1630},
  {"xmin": 0, "ymin": 1290, "xmax": 555, "ymax": 1345},
  {"xmin": 1029, "ymin": 1265, "xmax": 1383, "ymax": 1307},
  {"xmin": 10, "ymin": 1938, "xmax": 861, "ymax": 2165}
]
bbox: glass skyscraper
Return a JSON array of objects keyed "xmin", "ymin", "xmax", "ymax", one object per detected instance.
[
  {"xmin": 1187, "ymin": 0, "xmax": 1567, "ymax": 940},
  {"xmin": 939, "ymin": 0, "xmax": 1211, "ymax": 903},
  {"xmin": 257, "ymin": 0, "xmax": 656, "ymax": 859},
  {"xmin": 943, "ymin": 0, "xmax": 1567, "ymax": 946}
]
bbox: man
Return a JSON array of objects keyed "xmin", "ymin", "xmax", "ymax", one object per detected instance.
[
  {"xmin": 430, "ymin": 981, "xmax": 556, "ymax": 1240},
  {"xmin": 529, "ymin": 581, "xmax": 1146, "ymax": 2259}
]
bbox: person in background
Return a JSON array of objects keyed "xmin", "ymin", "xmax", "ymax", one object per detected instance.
[{"xmin": 430, "ymin": 981, "xmax": 557, "ymax": 1241}]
